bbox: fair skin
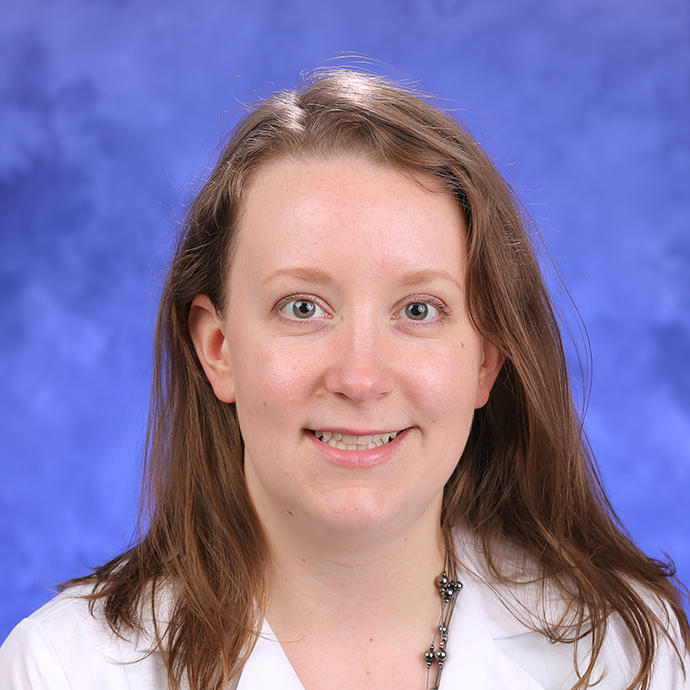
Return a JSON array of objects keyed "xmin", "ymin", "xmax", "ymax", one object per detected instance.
[{"xmin": 189, "ymin": 155, "xmax": 503, "ymax": 689}]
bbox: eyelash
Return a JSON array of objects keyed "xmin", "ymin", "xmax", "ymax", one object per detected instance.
[{"xmin": 274, "ymin": 294, "xmax": 450, "ymax": 326}]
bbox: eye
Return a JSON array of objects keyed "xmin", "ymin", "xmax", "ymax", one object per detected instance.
[
  {"xmin": 279, "ymin": 298, "xmax": 328, "ymax": 320},
  {"xmin": 399, "ymin": 300, "xmax": 442, "ymax": 322}
]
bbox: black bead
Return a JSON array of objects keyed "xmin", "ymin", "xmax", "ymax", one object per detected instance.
[
  {"xmin": 438, "ymin": 624, "xmax": 448, "ymax": 635},
  {"xmin": 424, "ymin": 650, "xmax": 435, "ymax": 662},
  {"xmin": 437, "ymin": 574, "xmax": 449, "ymax": 588},
  {"xmin": 436, "ymin": 649, "xmax": 447, "ymax": 662}
]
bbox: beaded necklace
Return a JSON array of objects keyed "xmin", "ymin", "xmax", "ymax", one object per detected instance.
[{"xmin": 423, "ymin": 552, "xmax": 462, "ymax": 689}]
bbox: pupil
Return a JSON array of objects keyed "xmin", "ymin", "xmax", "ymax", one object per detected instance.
[
  {"xmin": 406, "ymin": 303, "xmax": 428, "ymax": 320},
  {"xmin": 293, "ymin": 300, "xmax": 315, "ymax": 318}
]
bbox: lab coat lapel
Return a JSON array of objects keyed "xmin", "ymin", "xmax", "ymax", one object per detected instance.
[
  {"xmin": 439, "ymin": 576, "xmax": 546, "ymax": 690},
  {"xmin": 235, "ymin": 618, "xmax": 304, "ymax": 690}
]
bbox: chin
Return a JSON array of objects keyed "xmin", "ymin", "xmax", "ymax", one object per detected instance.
[{"xmin": 311, "ymin": 486, "xmax": 419, "ymax": 536}]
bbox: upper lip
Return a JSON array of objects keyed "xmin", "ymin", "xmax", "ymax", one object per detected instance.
[{"xmin": 307, "ymin": 427, "xmax": 408, "ymax": 435}]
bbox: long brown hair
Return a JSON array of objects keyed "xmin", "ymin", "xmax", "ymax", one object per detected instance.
[{"xmin": 65, "ymin": 68, "xmax": 689, "ymax": 689}]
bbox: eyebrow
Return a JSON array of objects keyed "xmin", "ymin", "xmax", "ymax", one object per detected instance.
[
  {"xmin": 262, "ymin": 266, "xmax": 334, "ymax": 286},
  {"xmin": 263, "ymin": 266, "xmax": 462, "ymax": 290},
  {"xmin": 398, "ymin": 269, "xmax": 463, "ymax": 291}
]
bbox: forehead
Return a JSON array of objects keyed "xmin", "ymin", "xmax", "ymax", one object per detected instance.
[{"xmin": 233, "ymin": 155, "xmax": 467, "ymax": 281}]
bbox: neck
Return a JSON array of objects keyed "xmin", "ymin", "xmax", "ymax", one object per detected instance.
[{"xmin": 261, "ymin": 501, "xmax": 447, "ymax": 640}]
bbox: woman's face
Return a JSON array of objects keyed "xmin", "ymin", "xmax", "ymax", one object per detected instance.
[{"xmin": 195, "ymin": 155, "xmax": 502, "ymax": 542}]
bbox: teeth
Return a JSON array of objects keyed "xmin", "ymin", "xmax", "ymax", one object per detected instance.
[{"xmin": 312, "ymin": 430, "xmax": 402, "ymax": 450}]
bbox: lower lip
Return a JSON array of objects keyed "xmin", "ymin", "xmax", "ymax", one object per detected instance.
[{"xmin": 306, "ymin": 429, "xmax": 410, "ymax": 468}]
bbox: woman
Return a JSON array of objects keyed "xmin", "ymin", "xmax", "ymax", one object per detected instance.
[{"xmin": 1, "ymin": 68, "xmax": 688, "ymax": 689}]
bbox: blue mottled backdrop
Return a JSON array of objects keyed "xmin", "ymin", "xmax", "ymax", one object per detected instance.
[{"xmin": 1, "ymin": 0, "xmax": 688, "ymax": 638}]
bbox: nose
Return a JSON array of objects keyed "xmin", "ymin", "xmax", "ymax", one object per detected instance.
[{"xmin": 323, "ymin": 318, "xmax": 394, "ymax": 403}]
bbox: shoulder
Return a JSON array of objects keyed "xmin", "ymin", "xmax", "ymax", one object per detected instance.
[
  {"xmin": 471, "ymin": 581, "xmax": 689, "ymax": 689},
  {"xmin": 0, "ymin": 585, "xmax": 170, "ymax": 690},
  {"xmin": 453, "ymin": 528, "xmax": 690, "ymax": 689},
  {"xmin": 605, "ymin": 592, "xmax": 690, "ymax": 689}
]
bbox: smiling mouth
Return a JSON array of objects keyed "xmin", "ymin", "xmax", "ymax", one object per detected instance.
[{"xmin": 308, "ymin": 430, "xmax": 403, "ymax": 450}]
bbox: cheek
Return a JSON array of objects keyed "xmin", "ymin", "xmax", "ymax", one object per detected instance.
[
  {"xmin": 231, "ymin": 340, "xmax": 313, "ymax": 469},
  {"xmin": 408, "ymin": 340, "xmax": 482, "ymax": 415},
  {"xmin": 230, "ymin": 334, "xmax": 316, "ymax": 419}
]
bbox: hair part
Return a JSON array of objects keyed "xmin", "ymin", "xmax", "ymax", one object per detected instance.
[{"xmin": 63, "ymin": 68, "xmax": 689, "ymax": 690}]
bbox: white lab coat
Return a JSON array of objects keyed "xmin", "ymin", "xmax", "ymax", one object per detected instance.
[{"xmin": 1, "ymin": 569, "xmax": 687, "ymax": 689}]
